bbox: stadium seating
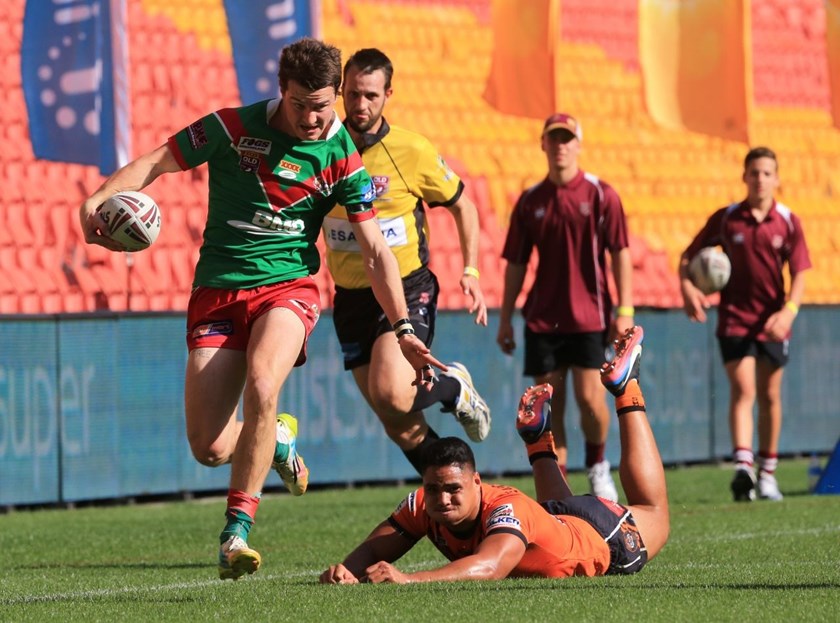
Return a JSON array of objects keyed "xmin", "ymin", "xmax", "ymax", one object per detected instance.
[{"xmin": 1, "ymin": 0, "xmax": 839, "ymax": 313}]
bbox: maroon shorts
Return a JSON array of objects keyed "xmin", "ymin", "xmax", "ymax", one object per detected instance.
[{"xmin": 186, "ymin": 277, "xmax": 321, "ymax": 366}]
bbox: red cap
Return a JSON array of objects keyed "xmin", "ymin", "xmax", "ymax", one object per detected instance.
[{"xmin": 542, "ymin": 113, "xmax": 582, "ymax": 141}]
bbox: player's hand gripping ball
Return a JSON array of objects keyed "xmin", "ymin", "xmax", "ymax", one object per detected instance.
[{"xmin": 98, "ymin": 191, "xmax": 162, "ymax": 251}]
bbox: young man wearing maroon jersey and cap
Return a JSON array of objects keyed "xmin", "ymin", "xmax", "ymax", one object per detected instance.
[
  {"xmin": 497, "ymin": 113, "xmax": 635, "ymax": 501},
  {"xmin": 679, "ymin": 146, "xmax": 811, "ymax": 503}
]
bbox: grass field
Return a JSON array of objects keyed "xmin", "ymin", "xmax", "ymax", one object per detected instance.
[{"xmin": 2, "ymin": 458, "xmax": 838, "ymax": 623}]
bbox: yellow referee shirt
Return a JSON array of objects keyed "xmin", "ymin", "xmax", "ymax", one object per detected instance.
[{"xmin": 323, "ymin": 119, "xmax": 463, "ymax": 289}]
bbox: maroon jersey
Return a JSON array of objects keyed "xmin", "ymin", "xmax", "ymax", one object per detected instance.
[
  {"xmin": 502, "ymin": 171, "xmax": 629, "ymax": 333},
  {"xmin": 684, "ymin": 200, "xmax": 811, "ymax": 340}
]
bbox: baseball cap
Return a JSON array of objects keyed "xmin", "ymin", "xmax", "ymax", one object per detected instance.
[{"xmin": 542, "ymin": 113, "xmax": 582, "ymax": 141}]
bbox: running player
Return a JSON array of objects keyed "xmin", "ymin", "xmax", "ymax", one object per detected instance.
[
  {"xmin": 323, "ymin": 48, "xmax": 490, "ymax": 474},
  {"xmin": 79, "ymin": 38, "xmax": 445, "ymax": 580},
  {"xmin": 320, "ymin": 326, "xmax": 670, "ymax": 583}
]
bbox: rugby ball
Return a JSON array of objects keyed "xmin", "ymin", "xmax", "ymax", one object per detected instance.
[
  {"xmin": 688, "ymin": 247, "xmax": 731, "ymax": 295},
  {"xmin": 99, "ymin": 191, "xmax": 161, "ymax": 251}
]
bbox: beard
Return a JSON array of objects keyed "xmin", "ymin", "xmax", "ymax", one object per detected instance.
[{"xmin": 346, "ymin": 113, "xmax": 379, "ymax": 134}]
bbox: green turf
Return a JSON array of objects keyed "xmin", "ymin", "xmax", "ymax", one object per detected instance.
[{"xmin": 1, "ymin": 458, "xmax": 838, "ymax": 622}]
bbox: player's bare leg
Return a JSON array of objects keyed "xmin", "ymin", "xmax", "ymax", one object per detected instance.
[
  {"xmin": 725, "ymin": 356, "xmax": 758, "ymax": 501},
  {"xmin": 516, "ymin": 383, "xmax": 573, "ymax": 502},
  {"xmin": 755, "ymin": 360, "xmax": 784, "ymax": 500},
  {"xmin": 185, "ymin": 347, "xmax": 246, "ymax": 466},
  {"xmin": 355, "ymin": 331, "xmax": 429, "ymax": 450},
  {"xmin": 536, "ymin": 369, "xmax": 567, "ymax": 469},
  {"xmin": 601, "ymin": 326, "xmax": 669, "ymax": 560},
  {"xmin": 573, "ymin": 367, "xmax": 618, "ymax": 501}
]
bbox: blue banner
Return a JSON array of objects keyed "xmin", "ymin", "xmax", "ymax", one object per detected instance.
[
  {"xmin": 20, "ymin": 0, "xmax": 130, "ymax": 174},
  {"xmin": 223, "ymin": 0, "xmax": 319, "ymax": 105},
  {"xmin": 1, "ymin": 309, "xmax": 838, "ymax": 506}
]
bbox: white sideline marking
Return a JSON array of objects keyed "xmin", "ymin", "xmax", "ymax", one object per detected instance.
[
  {"xmin": 2, "ymin": 561, "xmax": 440, "ymax": 605},
  {"xmin": 670, "ymin": 525, "xmax": 839, "ymax": 544}
]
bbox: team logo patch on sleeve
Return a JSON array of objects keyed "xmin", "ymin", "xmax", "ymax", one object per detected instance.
[
  {"xmin": 437, "ymin": 155, "xmax": 454, "ymax": 181},
  {"xmin": 487, "ymin": 504, "xmax": 514, "ymax": 520},
  {"xmin": 187, "ymin": 121, "xmax": 208, "ymax": 150},
  {"xmin": 394, "ymin": 491, "xmax": 416, "ymax": 515},
  {"xmin": 486, "ymin": 515, "xmax": 522, "ymax": 530}
]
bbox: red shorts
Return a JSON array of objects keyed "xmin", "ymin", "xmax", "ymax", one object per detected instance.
[{"xmin": 186, "ymin": 277, "xmax": 321, "ymax": 366}]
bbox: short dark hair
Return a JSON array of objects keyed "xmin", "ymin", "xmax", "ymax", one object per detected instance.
[
  {"xmin": 278, "ymin": 37, "xmax": 342, "ymax": 93},
  {"xmin": 343, "ymin": 47, "xmax": 394, "ymax": 90},
  {"xmin": 420, "ymin": 437, "xmax": 476, "ymax": 473},
  {"xmin": 744, "ymin": 146, "xmax": 778, "ymax": 171}
]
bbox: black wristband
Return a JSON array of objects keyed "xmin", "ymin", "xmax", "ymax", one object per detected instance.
[
  {"xmin": 393, "ymin": 318, "xmax": 414, "ymax": 338},
  {"xmin": 392, "ymin": 318, "xmax": 412, "ymax": 332}
]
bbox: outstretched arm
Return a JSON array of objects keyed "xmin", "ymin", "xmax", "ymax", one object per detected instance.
[
  {"xmin": 497, "ymin": 262, "xmax": 527, "ymax": 355},
  {"xmin": 610, "ymin": 247, "xmax": 634, "ymax": 340},
  {"xmin": 352, "ymin": 218, "xmax": 448, "ymax": 388},
  {"xmin": 363, "ymin": 532, "xmax": 526, "ymax": 584},
  {"xmin": 320, "ymin": 519, "xmax": 416, "ymax": 584},
  {"xmin": 79, "ymin": 144, "xmax": 182, "ymax": 250},
  {"xmin": 445, "ymin": 195, "xmax": 487, "ymax": 326}
]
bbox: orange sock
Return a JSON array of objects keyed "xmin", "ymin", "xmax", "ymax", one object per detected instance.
[
  {"xmin": 526, "ymin": 432, "xmax": 558, "ymax": 465},
  {"xmin": 615, "ymin": 380, "xmax": 646, "ymax": 416}
]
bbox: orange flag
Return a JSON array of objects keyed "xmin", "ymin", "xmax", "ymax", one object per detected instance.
[
  {"xmin": 639, "ymin": 0, "xmax": 752, "ymax": 143},
  {"xmin": 827, "ymin": 0, "xmax": 840, "ymax": 130},
  {"xmin": 483, "ymin": 0, "xmax": 560, "ymax": 119}
]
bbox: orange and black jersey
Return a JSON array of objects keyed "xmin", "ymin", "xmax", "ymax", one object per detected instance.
[
  {"xmin": 323, "ymin": 118, "xmax": 463, "ymax": 289},
  {"xmin": 389, "ymin": 483, "xmax": 611, "ymax": 578}
]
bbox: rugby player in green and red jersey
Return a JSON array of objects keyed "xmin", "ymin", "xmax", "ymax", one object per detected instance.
[{"xmin": 80, "ymin": 38, "xmax": 446, "ymax": 580}]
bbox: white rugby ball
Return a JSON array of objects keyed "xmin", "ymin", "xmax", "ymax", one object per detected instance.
[
  {"xmin": 688, "ymin": 246, "xmax": 731, "ymax": 295},
  {"xmin": 99, "ymin": 191, "xmax": 162, "ymax": 251}
]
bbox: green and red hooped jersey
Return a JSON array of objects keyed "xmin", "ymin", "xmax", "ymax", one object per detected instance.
[{"xmin": 168, "ymin": 99, "xmax": 377, "ymax": 289}]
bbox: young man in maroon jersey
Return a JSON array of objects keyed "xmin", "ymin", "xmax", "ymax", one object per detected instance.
[
  {"xmin": 497, "ymin": 113, "xmax": 634, "ymax": 501},
  {"xmin": 680, "ymin": 146, "xmax": 811, "ymax": 502},
  {"xmin": 79, "ymin": 38, "xmax": 446, "ymax": 580}
]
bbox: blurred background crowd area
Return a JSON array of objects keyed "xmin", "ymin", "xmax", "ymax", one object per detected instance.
[{"xmin": 1, "ymin": 0, "xmax": 838, "ymax": 314}]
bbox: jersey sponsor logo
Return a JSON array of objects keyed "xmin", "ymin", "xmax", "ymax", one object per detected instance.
[
  {"xmin": 372, "ymin": 175, "xmax": 390, "ymax": 198},
  {"xmin": 323, "ymin": 215, "xmax": 408, "ymax": 252},
  {"xmin": 239, "ymin": 153, "xmax": 261, "ymax": 173},
  {"xmin": 277, "ymin": 160, "xmax": 301, "ymax": 179},
  {"xmin": 487, "ymin": 504, "xmax": 514, "ymax": 520},
  {"xmin": 486, "ymin": 515, "xmax": 522, "ymax": 530},
  {"xmin": 187, "ymin": 121, "xmax": 208, "ymax": 150},
  {"xmin": 237, "ymin": 136, "xmax": 272, "ymax": 155},
  {"xmin": 226, "ymin": 211, "xmax": 306, "ymax": 236},
  {"xmin": 280, "ymin": 159, "xmax": 302, "ymax": 173},
  {"xmin": 191, "ymin": 320, "xmax": 233, "ymax": 338}
]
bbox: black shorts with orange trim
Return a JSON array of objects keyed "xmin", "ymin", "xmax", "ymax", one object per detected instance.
[
  {"xmin": 541, "ymin": 494, "xmax": 648, "ymax": 575},
  {"xmin": 332, "ymin": 267, "xmax": 439, "ymax": 370}
]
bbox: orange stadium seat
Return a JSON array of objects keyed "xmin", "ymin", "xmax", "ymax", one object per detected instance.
[{"xmin": 1, "ymin": 0, "xmax": 839, "ymax": 314}]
